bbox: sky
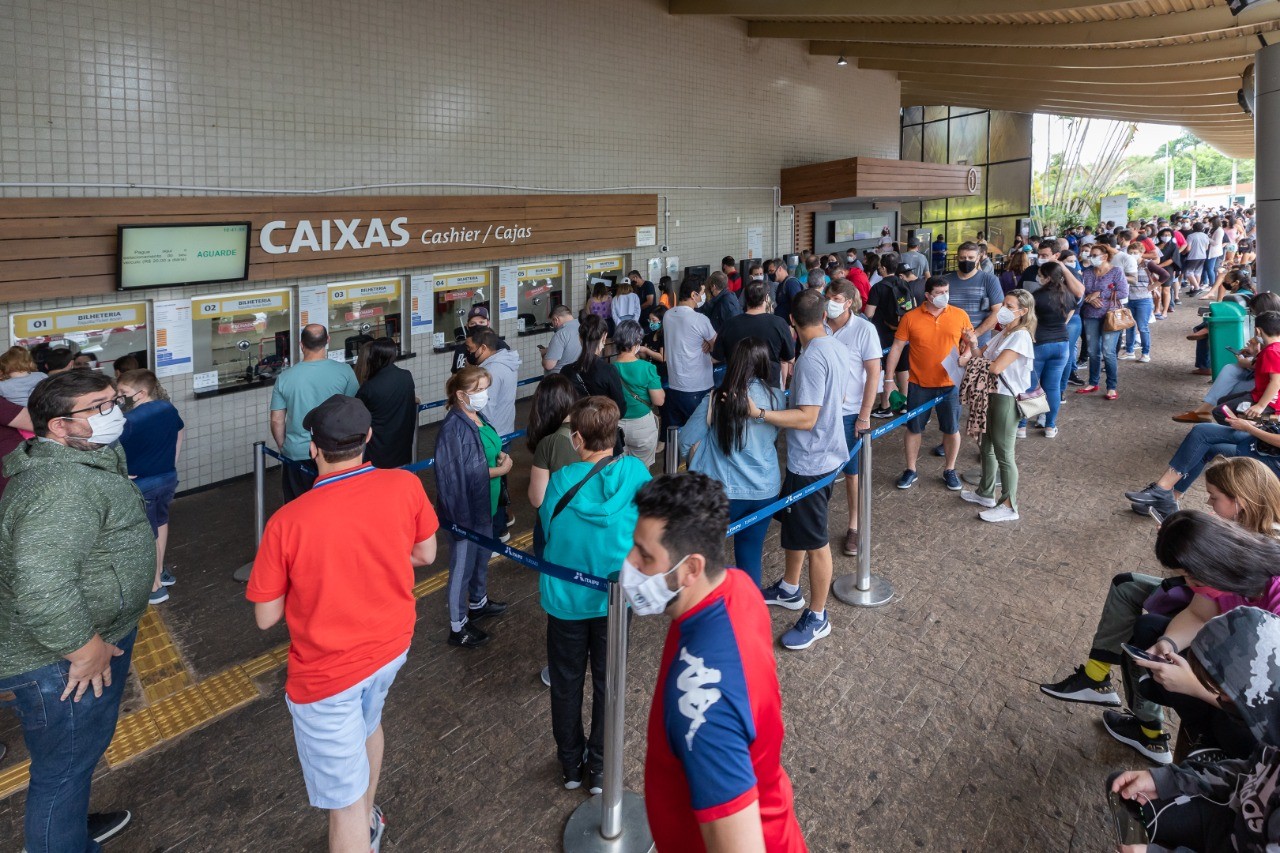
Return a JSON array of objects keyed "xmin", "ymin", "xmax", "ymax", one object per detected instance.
[{"xmin": 1032, "ymin": 114, "xmax": 1186, "ymax": 174}]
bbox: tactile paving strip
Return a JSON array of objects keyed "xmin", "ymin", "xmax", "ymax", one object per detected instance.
[{"xmin": 0, "ymin": 761, "xmax": 31, "ymax": 801}]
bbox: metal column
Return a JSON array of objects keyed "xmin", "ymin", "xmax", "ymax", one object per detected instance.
[
  {"xmin": 832, "ymin": 436, "xmax": 894, "ymax": 607},
  {"xmin": 1258, "ymin": 42, "xmax": 1280, "ymax": 291},
  {"xmin": 232, "ymin": 441, "xmax": 266, "ymax": 583}
]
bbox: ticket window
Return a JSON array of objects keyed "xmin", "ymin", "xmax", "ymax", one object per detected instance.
[
  {"xmin": 584, "ymin": 255, "xmax": 628, "ymax": 304},
  {"xmin": 190, "ymin": 289, "xmax": 293, "ymax": 395},
  {"xmin": 514, "ymin": 262, "xmax": 566, "ymax": 336},
  {"xmin": 322, "ymin": 278, "xmax": 405, "ymax": 363},
  {"xmin": 10, "ymin": 302, "xmax": 152, "ymax": 374},
  {"xmin": 432, "ymin": 269, "xmax": 493, "ymax": 352}
]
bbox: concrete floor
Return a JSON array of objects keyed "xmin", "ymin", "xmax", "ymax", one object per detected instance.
[{"xmin": 0, "ymin": 305, "xmax": 1213, "ymax": 851}]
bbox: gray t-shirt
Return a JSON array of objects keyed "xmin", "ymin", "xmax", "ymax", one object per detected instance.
[
  {"xmin": 786, "ymin": 335, "xmax": 848, "ymax": 477},
  {"xmin": 662, "ymin": 305, "xmax": 716, "ymax": 392},
  {"xmin": 901, "ymin": 249, "xmax": 930, "ymax": 280},
  {"xmin": 543, "ymin": 319, "xmax": 581, "ymax": 373},
  {"xmin": 944, "ymin": 270, "xmax": 1003, "ymax": 332}
]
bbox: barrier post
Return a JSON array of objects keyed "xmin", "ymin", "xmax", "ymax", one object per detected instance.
[
  {"xmin": 663, "ymin": 426, "xmax": 679, "ymax": 475},
  {"xmin": 832, "ymin": 434, "xmax": 894, "ymax": 607},
  {"xmin": 562, "ymin": 582, "xmax": 654, "ymax": 853},
  {"xmin": 232, "ymin": 441, "xmax": 267, "ymax": 583}
]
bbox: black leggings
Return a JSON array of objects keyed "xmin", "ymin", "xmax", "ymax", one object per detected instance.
[{"xmin": 1138, "ymin": 795, "xmax": 1235, "ymax": 853}]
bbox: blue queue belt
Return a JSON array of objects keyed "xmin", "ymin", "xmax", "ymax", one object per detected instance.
[{"xmin": 442, "ymin": 520, "xmax": 611, "ymax": 592}]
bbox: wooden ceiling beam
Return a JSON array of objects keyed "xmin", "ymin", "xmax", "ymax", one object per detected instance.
[
  {"xmin": 751, "ymin": 7, "xmax": 1279, "ymax": 47},
  {"xmin": 895, "ymin": 71, "xmax": 1241, "ymax": 96},
  {"xmin": 670, "ymin": 0, "xmax": 1110, "ymax": 16},
  {"xmin": 857, "ymin": 56, "xmax": 1251, "ymax": 83},
  {"xmin": 812, "ymin": 35, "xmax": 1262, "ymax": 67},
  {"xmin": 898, "ymin": 81, "xmax": 1241, "ymax": 108},
  {"xmin": 901, "ymin": 94, "xmax": 1251, "ymax": 125}
]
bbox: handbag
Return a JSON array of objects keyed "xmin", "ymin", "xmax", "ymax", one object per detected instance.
[
  {"xmin": 998, "ymin": 374, "xmax": 1051, "ymax": 420},
  {"xmin": 1103, "ymin": 289, "xmax": 1135, "ymax": 332}
]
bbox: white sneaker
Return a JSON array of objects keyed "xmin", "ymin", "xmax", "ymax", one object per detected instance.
[
  {"xmin": 1044, "ymin": 427, "xmax": 1059, "ymax": 438},
  {"xmin": 1016, "ymin": 426, "xmax": 1027, "ymax": 439},
  {"xmin": 1119, "ymin": 351, "xmax": 1136, "ymax": 360},
  {"xmin": 1033, "ymin": 414, "xmax": 1046, "ymax": 428},
  {"xmin": 979, "ymin": 505, "xmax": 1020, "ymax": 523},
  {"xmin": 1139, "ymin": 354, "xmax": 1151, "ymax": 363},
  {"xmin": 960, "ymin": 489, "xmax": 997, "ymax": 508}
]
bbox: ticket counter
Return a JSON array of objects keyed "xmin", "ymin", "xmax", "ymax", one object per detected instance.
[
  {"xmin": 585, "ymin": 255, "xmax": 628, "ymax": 296},
  {"xmin": 190, "ymin": 289, "xmax": 293, "ymax": 395},
  {"xmin": 300, "ymin": 277, "xmax": 405, "ymax": 363},
  {"xmin": 431, "ymin": 268, "xmax": 493, "ymax": 352},
  {"xmin": 11, "ymin": 301, "xmax": 151, "ymax": 372},
  {"xmin": 500, "ymin": 261, "xmax": 567, "ymax": 336}
]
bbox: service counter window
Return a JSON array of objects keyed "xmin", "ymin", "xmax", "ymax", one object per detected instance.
[
  {"xmin": 432, "ymin": 269, "xmax": 493, "ymax": 352},
  {"xmin": 500, "ymin": 261, "xmax": 566, "ymax": 336},
  {"xmin": 585, "ymin": 255, "xmax": 627, "ymax": 303},
  {"xmin": 190, "ymin": 289, "xmax": 293, "ymax": 396},
  {"xmin": 11, "ymin": 301, "xmax": 152, "ymax": 373},
  {"xmin": 299, "ymin": 278, "xmax": 405, "ymax": 364}
]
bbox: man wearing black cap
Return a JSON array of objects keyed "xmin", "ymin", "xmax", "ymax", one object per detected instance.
[
  {"xmin": 449, "ymin": 305, "xmax": 510, "ymax": 374},
  {"xmin": 247, "ymin": 394, "xmax": 439, "ymax": 853}
]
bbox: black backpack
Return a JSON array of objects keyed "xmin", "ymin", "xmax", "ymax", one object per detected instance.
[{"xmin": 884, "ymin": 277, "xmax": 917, "ymax": 329}]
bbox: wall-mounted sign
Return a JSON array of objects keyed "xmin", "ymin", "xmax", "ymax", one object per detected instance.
[
  {"xmin": 10, "ymin": 301, "xmax": 152, "ymax": 373},
  {"xmin": 586, "ymin": 255, "xmax": 625, "ymax": 276},
  {"xmin": 153, "ymin": 299, "xmax": 194, "ymax": 378},
  {"xmin": 635, "ymin": 226, "xmax": 657, "ymax": 247},
  {"xmin": 118, "ymin": 222, "xmax": 251, "ymax": 290},
  {"xmin": 410, "ymin": 274, "xmax": 433, "ymax": 337},
  {"xmin": 191, "ymin": 288, "xmax": 293, "ymax": 395}
]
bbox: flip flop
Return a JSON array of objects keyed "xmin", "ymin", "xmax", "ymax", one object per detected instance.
[{"xmin": 1076, "ymin": 385, "xmax": 1099, "ymax": 394}]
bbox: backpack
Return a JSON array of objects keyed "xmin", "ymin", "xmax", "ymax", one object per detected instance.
[{"xmin": 884, "ymin": 277, "xmax": 917, "ymax": 329}]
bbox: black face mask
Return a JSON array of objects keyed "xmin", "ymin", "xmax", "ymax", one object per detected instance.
[{"xmin": 957, "ymin": 260, "xmax": 977, "ymax": 274}]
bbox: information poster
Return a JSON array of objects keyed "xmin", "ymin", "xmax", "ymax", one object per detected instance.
[
  {"xmin": 635, "ymin": 226, "xmax": 656, "ymax": 247},
  {"xmin": 647, "ymin": 258, "xmax": 662, "ymax": 285},
  {"xmin": 746, "ymin": 227, "xmax": 764, "ymax": 259},
  {"xmin": 153, "ymin": 299, "xmax": 194, "ymax": 378},
  {"xmin": 410, "ymin": 274, "xmax": 433, "ymax": 337},
  {"xmin": 297, "ymin": 286, "xmax": 327, "ymax": 327},
  {"xmin": 10, "ymin": 301, "xmax": 151, "ymax": 372},
  {"xmin": 498, "ymin": 266, "xmax": 520, "ymax": 325},
  {"xmin": 666, "ymin": 257, "xmax": 680, "ymax": 280}
]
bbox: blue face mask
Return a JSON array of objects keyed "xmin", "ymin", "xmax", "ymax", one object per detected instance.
[{"xmin": 648, "ymin": 320, "xmax": 661, "ymax": 332}]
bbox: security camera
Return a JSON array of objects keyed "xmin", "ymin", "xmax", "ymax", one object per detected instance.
[{"xmin": 660, "ymin": 245, "xmax": 669, "ymax": 253}]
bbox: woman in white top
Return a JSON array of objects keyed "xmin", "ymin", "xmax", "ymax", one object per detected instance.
[
  {"xmin": 958, "ymin": 289, "xmax": 1036, "ymax": 523},
  {"xmin": 610, "ymin": 281, "xmax": 641, "ymax": 326}
]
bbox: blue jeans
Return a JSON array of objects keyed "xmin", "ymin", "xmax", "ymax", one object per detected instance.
[
  {"xmin": 1168, "ymin": 423, "xmax": 1249, "ymax": 493},
  {"xmin": 663, "ymin": 388, "xmax": 709, "ymax": 429},
  {"xmin": 727, "ymin": 496, "xmax": 774, "ymax": 588},
  {"xmin": 1124, "ymin": 298, "xmax": 1154, "ymax": 355},
  {"xmin": 1205, "ymin": 255, "xmax": 1221, "ymax": 288},
  {"xmin": 1083, "ymin": 317, "xmax": 1120, "ymax": 390},
  {"xmin": 0, "ymin": 629, "xmax": 137, "ymax": 853},
  {"xmin": 1033, "ymin": 341, "xmax": 1070, "ymax": 428},
  {"xmin": 1065, "ymin": 313, "xmax": 1083, "ymax": 377},
  {"xmin": 1203, "ymin": 364, "xmax": 1254, "ymax": 405}
]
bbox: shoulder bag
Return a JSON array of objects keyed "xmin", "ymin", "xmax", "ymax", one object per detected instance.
[
  {"xmin": 998, "ymin": 372, "xmax": 1050, "ymax": 420},
  {"xmin": 1102, "ymin": 286, "xmax": 1135, "ymax": 333}
]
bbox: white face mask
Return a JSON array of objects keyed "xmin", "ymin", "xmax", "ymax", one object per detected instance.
[
  {"xmin": 695, "ymin": 292, "xmax": 706, "ymax": 308},
  {"xmin": 930, "ymin": 293, "xmax": 949, "ymax": 308},
  {"xmin": 825, "ymin": 300, "xmax": 846, "ymax": 320},
  {"xmin": 465, "ymin": 388, "xmax": 489, "ymax": 412},
  {"xmin": 620, "ymin": 556, "xmax": 685, "ymax": 616},
  {"xmin": 996, "ymin": 306, "xmax": 1017, "ymax": 326},
  {"xmin": 64, "ymin": 405, "xmax": 126, "ymax": 446}
]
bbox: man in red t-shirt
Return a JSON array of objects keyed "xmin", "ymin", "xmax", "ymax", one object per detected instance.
[
  {"xmin": 624, "ymin": 473, "xmax": 806, "ymax": 853},
  {"xmin": 722, "ymin": 256, "xmax": 743, "ymax": 294},
  {"xmin": 247, "ymin": 395, "xmax": 438, "ymax": 853},
  {"xmin": 1246, "ymin": 312, "xmax": 1280, "ymax": 419}
]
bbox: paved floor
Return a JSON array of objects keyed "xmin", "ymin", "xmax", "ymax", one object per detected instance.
[{"xmin": 0, "ymin": 307, "xmax": 1215, "ymax": 851}]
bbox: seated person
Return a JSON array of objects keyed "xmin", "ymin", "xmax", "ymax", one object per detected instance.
[
  {"xmin": 1173, "ymin": 291, "xmax": 1280, "ymax": 424},
  {"xmin": 1111, "ymin": 606, "xmax": 1280, "ymax": 852}
]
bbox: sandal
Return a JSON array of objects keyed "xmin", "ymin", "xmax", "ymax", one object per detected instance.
[
  {"xmin": 1076, "ymin": 385, "xmax": 1099, "ymax": 394},
  {"xmin": 1105, "ymin": 390, "xmax": 1118, "ymax": 400}
]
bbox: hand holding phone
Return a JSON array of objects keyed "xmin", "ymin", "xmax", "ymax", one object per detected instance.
[{"xmin": 1122, "ymin": 643, "xmax": 1170, "ymax": 665}]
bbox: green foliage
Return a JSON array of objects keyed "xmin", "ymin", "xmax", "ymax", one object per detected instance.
[{"xmin": 1113, "ymin": 132, "xmax": 1253, "ymax": 202}]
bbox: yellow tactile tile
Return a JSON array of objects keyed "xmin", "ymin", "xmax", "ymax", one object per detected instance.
[
  {"xmin": 0, "ymin": 760, "xmax": 31, "ymax": 800},
  {"xmin": 412, "ymin": 571, "xmax": 448, "ymax": 599},
  {"xmin": 242, "ymin": 650, "xmax": 282, "ymax": 679},
  {"xmin": 141, "ymin": 670, "xmax": 195, "ymax": 703},
  {"xmin": 148, "ymin": 687, "xmax": 214, "ymax": 741},
  {"xmin": 104, "ymin": 708, "xmax": 164, "ymax": 766},
  {"xmin": 198, "ymin": 667, "xmax": 259, "ymax": 716}
]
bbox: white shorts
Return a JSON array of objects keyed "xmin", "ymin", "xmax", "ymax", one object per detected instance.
[{"xmin": 286, "ymin": 650, "xmax": 407, "ymax": 809}]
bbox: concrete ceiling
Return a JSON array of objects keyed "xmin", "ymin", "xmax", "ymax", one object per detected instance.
[{"xmin": 669, "ymin": 0, "xmax": 1277, "ymax": 158}]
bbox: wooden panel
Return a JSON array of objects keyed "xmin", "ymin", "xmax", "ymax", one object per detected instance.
[
  {"xmin": 0, "ymin": 193, "xmax": 658, "ymax": 304},
  {"xmin": 780, "ymin": 157, "xmax": 976, "ymax": 206}
]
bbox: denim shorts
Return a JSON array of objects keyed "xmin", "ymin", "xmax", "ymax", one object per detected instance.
[
  {"xmin": 840, "ymin": 414, "xmax": 862, "ymax": 476},
  {"xmin": 905, "ymin": 384, "xmax": 960, "ymax": 435},
  {"xmin": 137, "ymin": 473, "xmax": 178, "ymax": 536},
  {"xmin": 285, "ymin": 650, "xmax": 407, "ymax": 809}
]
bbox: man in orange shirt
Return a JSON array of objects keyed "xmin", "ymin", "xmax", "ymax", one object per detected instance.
[
  {"xmin": 883, "ymin": 276, "xmax": 974, "ymax": 491},
  {"xmin": 247, "ymin": 395, "xmax": 439, "ymax": 853}
]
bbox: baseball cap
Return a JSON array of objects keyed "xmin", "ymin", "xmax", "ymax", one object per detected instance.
[
  {"xmin": 302, "ymin": 394, "xmax": 371, "ymax": 452},
  {"xmin": 467, "ymin": 305, "xmax": 490, "ymax": 322}
]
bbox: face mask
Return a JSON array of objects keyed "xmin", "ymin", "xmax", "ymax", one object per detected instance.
[
  {"xmin": 825, "ymin": 300, "xmax": 846, "ymax": 320},
  {"xmin": 620, "ymin": 556, "xmax": 685, "ymax": 616},
  {"xmin": 465, "ymin": 388, "xmax": 488, "ymax": 412},
  {"xmin": 751, "ymin": 274, "xmax": 764, "ymax": 282},
  {"xmin": 648, "ymin": 320, "xmax": 661, "ymax": 332},
  {"xmin": 1091, "ymin": 256, "xmax": 1106, "ymax": 266},
  {"xmin": 695, "ymin": 292, "xmax": 706, "ymax": 308},
  {"xmin": 996, "ymin": 306, "xmax": 1016, "ymax": 326},
  {"xmin": 1158, "ymin": 235, "xmax": 1169, "ymax": 243},
  {"xmin": 930, "ymin": 292, "xmax": 949, "ymax": 308},
  {"xmin": 957, "ymin": 260, "xmax": 977, "ymax": 274},
  {"xmin": 65, "ymin": 405, "xmax": 126, "ymax": 446}
]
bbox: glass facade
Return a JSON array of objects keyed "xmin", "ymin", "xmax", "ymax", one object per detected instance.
[{"xmin": 900, "ymin": 108, "xmax": 1033, "ymax": 262}]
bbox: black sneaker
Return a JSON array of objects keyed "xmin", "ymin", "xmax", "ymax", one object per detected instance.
[
  {"xmin": 1124, "ymin": 483, "xmax": 1168, "ymax": 505},
  {"xmin": 563, "ymin": 762, "xmax": 584, "ymax": 790},
  {"xmin": 467, "ymin": 600, "xmax": 508, "ymax": 621},
  {"xmin": 587, "ymin": 768, "xmax": 604, "ymax": 796},
  {"xmin": 870, "ymin": 406, "xmax": 893, "ymax": 419},
  {"xmin": 1039, "ymin": 666, "xmax": 1122, "ymax": 707},
  {"xmin": 89, "ymin": 811, "xmax": 132, "ymax": 844},
  {"xmin": 447, "ymin": 622, "xmax": 490, "ymax": 648},
  {"xmin": 1185, "ymin": 747, "xmax": 1228, "ymax": 766},
  {"xmin": 1067, "ymin": 374, "xmax": 1085, "ymax": 387},
  {"xmin": 932, "ymin": 443, "xmax": 946, "ymax": 457},
  {"xmin": 1102, "ymin": 710, "xmax": 1172, "ymax": 765}
]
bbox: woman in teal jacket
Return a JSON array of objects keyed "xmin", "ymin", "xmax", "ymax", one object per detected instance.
[{"xmin": 539, "ymin": 396, "xmax": 651, "ymax": 795}]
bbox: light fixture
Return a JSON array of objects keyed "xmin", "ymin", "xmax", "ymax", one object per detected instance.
[{"xmin": 836, "ymin": 55, "xmax": 848, "ymax": 66}]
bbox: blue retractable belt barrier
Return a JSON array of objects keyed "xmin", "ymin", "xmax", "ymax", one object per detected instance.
[
  {"xmin": 262, "ymin": 446, "xmax": 316, "ymax": 475},
  {"xmin": 443, "ymin": 520, "xmax": 611, "ymax": 592}
]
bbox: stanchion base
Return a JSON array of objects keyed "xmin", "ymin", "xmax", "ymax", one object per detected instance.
[
  {"xmin": 962, "ymin": 466, "xmax": 999, "ymax": 488},
  {"xmin": 232, "ymin": 562, "xmax": 254, "ymax": 583},
  {"xmin": 563, "ymin": 791, "xmax": 654, "ymax": 853},
  {"xmin": 832, "ymin": 573, "xmax": 894, "ymax": 608}
]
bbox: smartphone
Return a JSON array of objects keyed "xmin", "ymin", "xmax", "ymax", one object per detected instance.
[
  {"xmin": 1122, "ymin": 642, "xmax": 1170, "ymax": 664},
  {"xmin": 1106, "ymin": 782, "xmax": 1150, "ymax": 847},
  {"xmin": 1148, "ymin": 506, "xmax": 1166, "ymax": 527},
  {"xmin": 1222, "ymin": 404, "xmax": 1235, "ymax": 421},
  {"xmin": 1226, "ymin": 346, "xmax": 1243, "ymax": 356}
]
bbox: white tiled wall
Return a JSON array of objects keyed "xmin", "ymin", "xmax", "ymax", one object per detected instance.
[{"xmin": 0, "ymin": 0, "xmax": 900, "ymax": 489}]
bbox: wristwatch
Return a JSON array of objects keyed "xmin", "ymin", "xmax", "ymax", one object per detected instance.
[{"xmin": 754, "ymin": 410, "xmax": 768, "ymax": 425}]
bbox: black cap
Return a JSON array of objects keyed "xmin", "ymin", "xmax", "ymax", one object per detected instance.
[
  {"xmin": 303, "ymin": 394, "xmax": 371, "ymax": 452},
  {"xmin": 908, "ymin": 237, "xmax": 920, "ymax": 248}
]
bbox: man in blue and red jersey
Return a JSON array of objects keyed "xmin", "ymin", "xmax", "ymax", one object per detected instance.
[{"xmin": 623, "ymin": 472, "xmax": 806, "ymax": 853}]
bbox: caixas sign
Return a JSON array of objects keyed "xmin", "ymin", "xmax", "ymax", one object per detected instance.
[{"xmin": 260, "ymin": 217, "xmax": 535, "ymax": 254}]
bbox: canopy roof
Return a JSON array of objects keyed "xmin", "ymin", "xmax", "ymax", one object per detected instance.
[{"xmin": 669, "ymin": 0, "xmax": 1276, "ymax": 157}]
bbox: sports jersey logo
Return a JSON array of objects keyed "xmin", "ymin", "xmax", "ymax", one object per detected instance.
[{"xmin": 676, "ymin": 647, "xmax": 723, "ymax": 750}]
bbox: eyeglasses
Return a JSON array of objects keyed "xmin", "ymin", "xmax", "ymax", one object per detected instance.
[{"xmin": 64, "ymin": 395, "xmax": 129, "ymax": 418}]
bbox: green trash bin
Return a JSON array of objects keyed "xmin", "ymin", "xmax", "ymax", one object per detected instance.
[{"xmin": 1206, "ymin": 301, "xmax": 1251, "ymax": 379}]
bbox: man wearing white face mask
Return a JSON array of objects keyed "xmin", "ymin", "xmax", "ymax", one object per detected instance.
[
  {"xmin": 626, "ymin": 472, "xmax": 806, "ymax": 853},
  {"xmin": 0, "ymin": 370, "xmax": 155, "ymax": 851}
]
